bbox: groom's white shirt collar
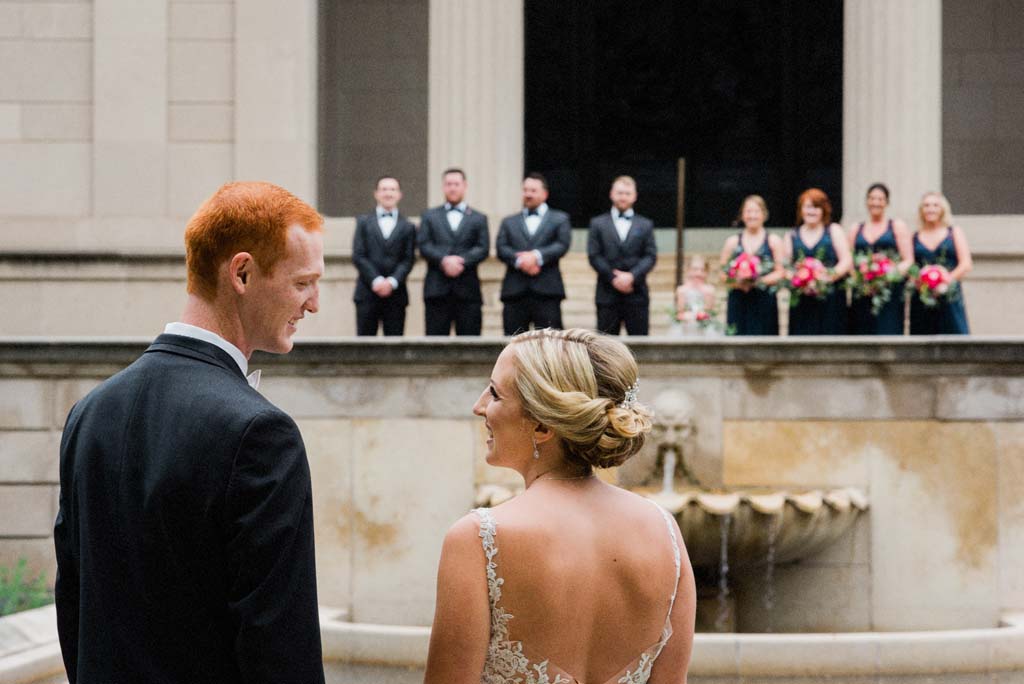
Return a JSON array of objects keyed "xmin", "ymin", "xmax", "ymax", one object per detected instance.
[{"xmin": 164, "ymin": 322, "xmax": 248, "ymax": 376}]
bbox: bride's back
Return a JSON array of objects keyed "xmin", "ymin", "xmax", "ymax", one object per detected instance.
[{"xmin": 483, "ymin": 479, "xmax": 682, "ymax": 683}]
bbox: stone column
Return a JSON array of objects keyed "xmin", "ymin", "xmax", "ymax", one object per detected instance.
[
  {"xmin": 93, "ymin": 0, "xmax": 168, "ymax": 216},
  {"xmin": 843, "ymin": 0, "xmax": 942, "ymax": 223},
  {"xmin": 235, "ymin": 0, "xmax": 318, "ymax": 204},
  {"xmin": 428, "ymin": 0, "xmax": 524, "ymax": 220}
]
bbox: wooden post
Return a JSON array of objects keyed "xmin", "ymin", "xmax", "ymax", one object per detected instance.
[{"xmin": 674, "ymin": 157, "xmax": 686, "ymax": 288}]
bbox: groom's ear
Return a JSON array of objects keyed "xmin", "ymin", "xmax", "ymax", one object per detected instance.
[{"xmin": 228, "ymin": 253, "xmax": 254, "ymax": 294}]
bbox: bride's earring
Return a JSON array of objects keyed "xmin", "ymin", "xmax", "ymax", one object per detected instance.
[{"xmin": 532, "ymin": 435, "xmax": 540, "ymax": 460}]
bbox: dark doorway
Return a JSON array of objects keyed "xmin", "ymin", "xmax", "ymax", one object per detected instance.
[{"xmin": 524, "ymin": 1, "xmax": 843, "ymax": 228}]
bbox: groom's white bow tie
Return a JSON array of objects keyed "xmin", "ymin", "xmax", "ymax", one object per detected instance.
[{"xmin": 246, "ymin": 369, "xmax": 261, "ymax": 389}]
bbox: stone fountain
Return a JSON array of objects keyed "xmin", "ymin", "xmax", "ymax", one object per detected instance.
[{"xmin": 478, "ymin": 388, "xmax": 868, "ymax": 572}]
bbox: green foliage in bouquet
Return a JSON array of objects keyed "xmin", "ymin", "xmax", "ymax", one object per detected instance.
[{"xmin": 845, "ymin": 250, "xmax": 904, "ymax": 316}]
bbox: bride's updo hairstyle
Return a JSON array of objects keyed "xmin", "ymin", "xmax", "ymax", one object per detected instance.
[{"xmin": 508, "ymin": 328, "xmax": 652, "ymax": 469}]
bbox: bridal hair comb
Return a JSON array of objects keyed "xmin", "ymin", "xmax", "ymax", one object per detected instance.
[{"xmin": 618, "ymin": 381, "xmax": 639, "ymax": 410}]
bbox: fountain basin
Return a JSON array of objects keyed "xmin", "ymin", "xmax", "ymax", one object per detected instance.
[
  {"xmin": 316, "ymin": 613, "xmax": 1024, "ymax": 684},
  {"xmin": 475, "ymin": 485, "xmax": 870, "ymax": 570},
  {"xmin": 642, "ymin": 487, "xmax": 869, "ymax": 568}
]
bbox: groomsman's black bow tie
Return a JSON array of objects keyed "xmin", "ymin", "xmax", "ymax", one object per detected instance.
[
  {"xmin": 447, "ymin": 205, "xmax": 463, "ymax": 213},
  {"xmin": 527, "ymin": 208, "xmax": 540, "ymax": 216},
  {"xmin": 381, "ymin": 211, "xmax": 394, "ymax": 218},
  {"xmin": 619, "ymin": 212, "xmax": 632, "ymax": 220}
]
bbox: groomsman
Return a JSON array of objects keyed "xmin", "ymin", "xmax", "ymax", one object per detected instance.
[
  {"xmin": 352, "ymin": 176, "xmax": 417, "ymax": 336},
  {"xmin": 496, "ymin": 172, "xmax": 572, "ymax": 335},
  {"xmin": 417, "ymin": 168, "xmax": 489, "ymax": 335},
  {"xmin": 587, "ymin": 176, "xmax": 658, "ymax": 335}
]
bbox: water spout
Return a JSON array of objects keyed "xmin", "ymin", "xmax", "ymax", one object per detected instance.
[
  {"xmin": 715, "ymin": 514, "xmax": 732, "ymax": 632},
  {"xmin": 661, "ymin": 448, "xmax": 677, "ymax": 495}
]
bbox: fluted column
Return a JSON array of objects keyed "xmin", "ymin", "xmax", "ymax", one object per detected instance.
[
  {"xmin": 843, "ymin": 0, "xmax": 942, "ymax": 222},
  {"xmin": 428, "ymin": 0, "xmax": 524, "ymax": 221}
]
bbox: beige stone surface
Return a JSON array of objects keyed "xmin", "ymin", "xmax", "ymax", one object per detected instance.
[
  {"xmin": 0, "ymin": 143, "xmax": 90, "ymax": 216},
  {"xmin": 995, "ymin": 422, "xmax": 1024, "ymax": 611},
  {"xmin": 0, "ymin": 4, "xmax": 22, "ymax": 38},
  {"xmin": 349, "ymin": 418, "xmax": 475, "ymax": 625},
  {"xmin": 167, "ymin": 143, "xmax": 233, "ymax": 217},
  {"xmin": 722, "ymin": 377, "xmax": 936, "ymax": 421},
  {"xmin": 234, "ymin": 0, "xmax": 317, "ymax": 201},
  {"xmin": 0, "ymin": 538, "xmax": 57, "ymax": 586},
  {"xmin": 297, "ymin": 418, "xmax": 353, "ymax": 611},
  {"xmin": 936, "ymin": 377, "xmax": 1024, "ymax": 420},
  {"xmin": 260, "ymin": 375, "xmax": 487, "ymax": 422},
  {"xmin": 21, "ymin": 3, "xmax": 92, "ymax": 39},
  {"xmin": 54, "ymin": 380, "xmax": 104, "ymax": 426},
  {"xmin": 0, "ymin": 40, "xmax": 91, "ymax": 102},
  {"xmin": 169, "ymin": 2, "xmax": 234, "ymax": 40},
  {"xmin": 169, "ymin": 40, "xmax": 233, "ymax": 103},
  {"xmin": 0, "ymin": 431, "xmax": 60, "ymax": 483},
  {"xmin": 20, "ymin": 104, "xmax": 91, "ymax": 141},
  {"xmin": 0, "ymin": 381, "xmax": 52, "ymax": 429},
  {"xmin": 168, "ymin": 104, "xmax": 233, "ymax": 142},
  {"xmin": 723, "ymin": 421, "xmax": 871, "ymax": 489},
  {"xmin": 0, "ymin": 485, "xmax": 58, "ymax": 536},
  {"xmin": 0, "ymin": 104, "xmax": 19, "ymax": 140},
  {"xmin": 868, "ymin": 422, "xmax": 1000, "ymax": 629},
  {"xmin": 92, "ymin": 141, "xmax": 168, "ymax": 216},
  {"xmin": 0, "ymin": 279, "xmax": 182, "ymax": 336}
]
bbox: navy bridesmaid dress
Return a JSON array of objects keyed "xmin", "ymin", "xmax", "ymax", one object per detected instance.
[
  {"xmin": 909, "ymin": 227, "xmax": 970, "ymax": 334},
  {"xmin": 849, "ymin": 220, "xmax": 905, "ymax": 335},
  {"xmin": 726, "ymin": 232, "xmax": 779, "ymax": 336},
  {"xmin": 788, "ymin": 227, "xmax": 847, "ymax": 335}
]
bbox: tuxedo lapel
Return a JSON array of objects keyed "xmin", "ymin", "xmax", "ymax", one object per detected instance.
[
  {"xmin": 602, "ymin": 215, "xmax": 622, "ymax": 252},
  {"xmin": 528, "ymin": 211, "xmax": 553, "ymax": 246},
  {"xmin": 517, "ymin": 213, "xmax": 532, "ymax": 246},
  {"xmin": 369, "ymin": 214, "xmax": 387, "ymax": 245}
]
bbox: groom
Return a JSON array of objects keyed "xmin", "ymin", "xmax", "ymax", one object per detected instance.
[{"xmin": 54, "ymin": 182, "xmax": 326, "ymax": 684}]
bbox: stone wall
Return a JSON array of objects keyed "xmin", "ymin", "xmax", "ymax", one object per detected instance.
[{"xmin": 2, "ymin": 338, "xmax": 1022, "ymax": 633}]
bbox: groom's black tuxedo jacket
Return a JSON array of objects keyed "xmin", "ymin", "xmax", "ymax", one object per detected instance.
[
  {"xmin": 54, "ymin": 334, "xmax": 324, "ymax": 684},
  {"xmin": 496, "ymin": 208, "xmax": 573, "ymax": 301}
]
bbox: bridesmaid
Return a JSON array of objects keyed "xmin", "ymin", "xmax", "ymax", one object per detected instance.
[
  {"xmin": 785, "ymin": 188, "xmax": 852, "ymax": 335},
  {"xmin": 847, "ymin": 183, "xmax": 914, "ymax": 334},
  {"xmin": 910, "ymin": 192, "xmax": 972, "ymax": 334},
  {"xmin": 719, "ymin": 195, "xmax": 784, "ymax": 335}
]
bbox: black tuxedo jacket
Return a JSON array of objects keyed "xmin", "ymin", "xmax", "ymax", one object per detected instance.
[
  {"xmin": 417, "ymin": 205, "xmax": 489, "ymax": 302},
  {"xmin": 352, "ymin": 212, "xmax": 417, "ymax": 305},
  {"xmin": 496, "ymin": 208, "xmax": 573, "ymax": 301},
  {"xmin": 54, "ymin": 334, "xmax": 324, "ymax": 684},
  {"xmin": 587, "ymin": 212, "xmax": 658, "ymax": 304}
]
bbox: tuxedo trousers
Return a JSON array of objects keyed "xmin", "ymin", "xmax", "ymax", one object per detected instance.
[
  {"xmin": 425, "ymin": 296, "xmax": 482, "ymax": 336},
  {"xmin": 597, "ymin": 297, "xmax": 650, "ymax": 336},
  {"xmin": 502, "ymin": 295, "xmax": 562, "ymax": 336},
  {"xmin": 356, "ymin": 296, "xmax": 405, "ymax": 336}
]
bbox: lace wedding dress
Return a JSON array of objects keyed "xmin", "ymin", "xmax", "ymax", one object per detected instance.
[{"xmin": 473, "ymin": 504, "xmax": 681, "ymax": 684}]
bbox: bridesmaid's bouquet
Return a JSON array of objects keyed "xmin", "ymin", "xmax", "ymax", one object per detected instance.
[
  {"xmin": 785, "ymin": 256, "xmax": 832, "ymax": 308},
  {"xmin": 724, "ymin": 253, "xmax": 772, "ymax": 289},
  {"xmin": 906, "ymin": 264, "xmax": 960, "ymax": 308},
  {"xmin": 846, "ymin": 252, "xmax": 903, "ymax": 315}
]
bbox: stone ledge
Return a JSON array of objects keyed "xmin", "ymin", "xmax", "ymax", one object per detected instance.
[{"xmin": 1, "ymin": 337, "xmax": 1023, "ymax": 375}]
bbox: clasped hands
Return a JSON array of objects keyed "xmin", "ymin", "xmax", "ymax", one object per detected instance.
[
  {"xmin": 515, "ymin": 251, "xmax": 542, "ymax": 277},
  {"xmin": 441, "ymin": 255, "xmax": 466, "ymax": 278},
  {"xmin": 371, "ymin": 277, "xmax": 394, "ymax": 297},
  {"xmin": 611, "ymin": 269, "xmax": 635, "ymax": 294}
]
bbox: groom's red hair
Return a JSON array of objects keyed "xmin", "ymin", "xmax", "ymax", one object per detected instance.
[{"xmin": 184, "ymin": 182, "xmax": 323, "ymax": 301}]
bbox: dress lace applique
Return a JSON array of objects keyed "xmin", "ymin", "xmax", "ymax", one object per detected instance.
[{"xmin": 473, "ymin": 503, "xmax": 681, "ymax": 684}]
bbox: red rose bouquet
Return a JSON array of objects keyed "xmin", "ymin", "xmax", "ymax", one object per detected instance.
[
  {"xmin": 785, "ymin": 256, "xmax": 832, "ymax": 307},
  {"xmin": 846, "ymin": 251, "xmax": 904, "ymax": 315},
  {"xmin": 907, "ymin": 263, "xmax": 960, "ymax": 308},
  {"xmin": 724, "ymin": 252, "xmax": 771, "ymax": 289}
]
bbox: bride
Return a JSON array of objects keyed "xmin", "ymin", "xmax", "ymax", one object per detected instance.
[{"xmin": 425, "ymin": 328, "xmax": 696, "ymax": 684}]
